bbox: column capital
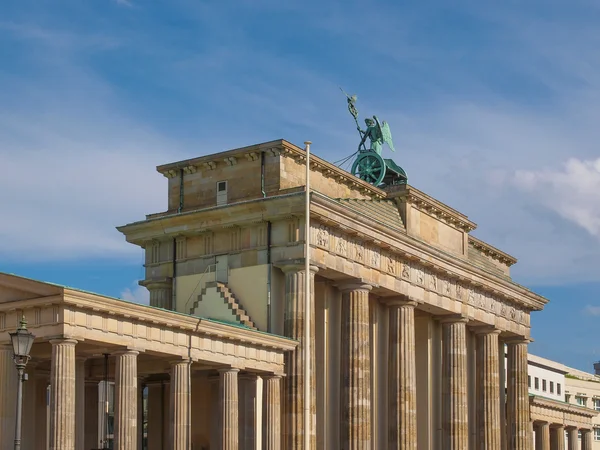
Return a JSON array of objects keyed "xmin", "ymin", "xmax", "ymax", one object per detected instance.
[
  {"xmin": 49, "ymin": 338, "xmax": 78, "ymax": 346},
  {"xmin": 169, "ymin": 358, "xmax": 192, "ymax": 366},
  {"xmin": 262, "ymin": 373, "xmax": 283, "ymax": 381},
  {"xmin": 505, "ymin": 336, "xmax": 532, "ymax": 344},
  {"xmin": 336, "ymin": 279, "xmax": 374, "ymax": 293},
  {"xmin": 113, "ymin": 349, "xmax": 140, "ymax": 357},
  {"xmin": 438, "ymin": 314, "xmax": 469, "ymax": 324},
  {"xmin": 472, "ymin": 325, "xmax": 501, "ymax": 336},
  {"xmin": 139, "ymin": 277, "xmax": 173, "ymax": 289},
  {"xmin": 276, "ymin": 259, "xmax": 320, "ymax": 274},
  {"xmin": 383, "ymin": 296, "xmax": 418, "ymax": 308},
  {"xmin": 217, "ymin": 367, "xmax": 240, "ymax": 374}
]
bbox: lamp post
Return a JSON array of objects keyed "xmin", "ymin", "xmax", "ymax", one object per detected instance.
[{"xmin": 9, "ymin": 317, "xmax": 35, "ymax": 450}]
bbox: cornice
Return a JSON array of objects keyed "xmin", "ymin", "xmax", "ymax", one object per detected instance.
[
  {"xmin": 387, "ymin": 184, "xmax": 477, "ymax": 232},
  {"xmin": 529, "ymin": 395, "xmax": 599, "ymax": 418},
  {"xmin": 62, "ymin": 290, "xmax": 298, "ymax": 352},
  {"xmin": 310, "ymin": 192, "xmax": 548, "ymax": 311},
  {"xmin": 469, "ymin": 236, "xmax": 517, "ymax": 266}
]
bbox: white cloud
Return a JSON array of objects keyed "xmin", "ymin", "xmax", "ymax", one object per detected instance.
[
  {"xmin": 120, "ymin": 283, "xmax": 149, "ymax": 305},
  {"xmin": 514, "ymin": 158, "xmax": 600, "ymax": 237},
  {"xmin": 583, "ymin": 305, "xmax": 600, "ymax": 316}
]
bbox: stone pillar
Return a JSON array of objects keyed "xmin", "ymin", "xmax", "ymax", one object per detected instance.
[
  {"xmin": 440, "ymin": 316, "xmax": 469, "ymax": 450},
  {"xmin": 280, "ymin": 263, "xmax": 318, "ymax": 450},
  {"xmin": 551, "ymin": 425, "xmax": 565, "ymax": 450},
  {"xmin": 170, "ymin": 360, "xmax": 191, "ymax": 450},
  {"xmin": 35, "ymin": 374, "xmax": 49, "ymax": 450},
  {"xmin": 387, "ymin": 298, "xmax": 417, "ymax": 450},
  {"xmin": 263, "ymin": 375, "xmax": 282, "ymax": 450},
  {"xmin": 507, "ymin": 339, "xmax": 531, "ymax": 450},
  {"xmin": 209, "ymin": 376, "xmax": 220, "ymax": 450},
  {"xmin": 144, "ymin": 278, "xmax": 173, "ymax": 310},
  {"xmin": 566, "ymin": 428, "xmax": 577, "ymax": 450},
  {"xmin": 219, "ymin": 368, "xmax": 239, "ymax": 450},
  {"xmin": 475, "ymin": 327, "xmax": 501, "ymax": 450},
  {"xmin": 85, "ymin": 381, "xmax": 99, "ymax": 450},
  {"xmin": 49, "ymin": 339, "xmax": 77, "ymax": 450},
  {"xmin": 536, "ymin": 422, "xmax": 550, "ymax": 450},
  {"xmin": 339, "ymin": 282, "xmax": 372, "ymax": 450},
  {"xmin": 0, "ymin": 345, "xmax": 18, "ymax": 450},
  {"xmin": 114, "ymin": 350, "xmax": 139, "ymax": 450},
  {"xmin": 75, "ymin": 357, "xmax": 86, "ymax": 450},
  {"xmin": 581, "ymin": 429, "xmax": 593, "ymax": 450}
]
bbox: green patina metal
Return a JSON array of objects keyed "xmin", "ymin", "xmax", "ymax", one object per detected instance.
[{"xmin": 341, "ymin": 88, "xmax": 408, "ymax": 187}]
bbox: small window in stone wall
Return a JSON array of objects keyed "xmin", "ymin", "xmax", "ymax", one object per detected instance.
[
  {"xmin": 176, "ymin": 237, "xmax": 187, "ymax": 260},
  {"xmin": 550, "ymin": 381, "xmax": 554, "ymax": 393},
  {"xmin": 557, "ymin": 383, "xmax": 561, "ymax": 395},
  {"xmin": 217, "ymin": 180, "xmax": 228, "ymax": 206},
  {"xmin": 534, "ymin": 377, "xmax": 539, "ymax": 390},
  {"xmin": 203, "ymin": 233, "xmax": 213, "ymax": 255},
  {"xmin": 542, "ymin": 379, "xmax": 547, "ymax": 392},
  {"xmin": 151, "ymin": 241, "xmax": 160, "ymax": 264},
  {"xmin": 288, "ymin": 218, "xmax": 300, "ymax": 243}
]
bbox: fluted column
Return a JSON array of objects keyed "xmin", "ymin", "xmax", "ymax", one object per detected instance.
[
  {"xmin": 75, "ymin": 357, "xmax": 86, "ymax": 450},
  {"xmin": 170, "ymin": 360, "xmax": 191, "ymax": 450},
  {"xmin": 339, "ymin": 282, "xmax": 372, "ymax": 450},
  {"xmin": 566, "ymin": 428, "xmax": 577, "ymax": 450},
  {"xmin": 551, "ymin": 425, "xmax": 565, "ymax": 450},
  {"xmin": 263, "ymin": 375, "xmax": 282, "ymax": 450},
  {"xmin": 280, "ymin": 263, "xmax": 318, "ymax": 450},
  {"xmin": 507, "ymin": 338, "xmax": 531, "ymax": 450},
  {"xmin": 114, "ymin": 350, "xmax": 139, "ymax": 450},
  {"xmin": 35, "ymin": 374, "xmax": 49, "ymax": 450},
  {"xmin": 85, "ymin": 382, "xmax": 99, "ymax": 450},
  {"xmin": 475, "ymin": 327, "xmax": 501, "ymax": 450},
  {"xmin": 536, "ymin": 422, "xmax": 550, "ymax": 450},
  {"xmin": 143, "ymin": 278, "xmax": 173, "ymax": 310},
  {"xmin": 0, "ymin": 345, "xmax": 18, "ymax": 450},
  {"xmin": 49, "ymin": 339, "xmax": 77, "ymax": 450},
  {"xmin": 440, "ymin": 315, "xmax": 469, "ymax": 450},
  {"xmin": 581, "ymin": 429, "xmax": 593, "ymax": 450},
  {"xmin": 219, "ymin": 368, "xmax": 239, "ymax": 450},
  {"xmin": 386, "ymin": 298, "xmax": 417, "ymax": 450}
]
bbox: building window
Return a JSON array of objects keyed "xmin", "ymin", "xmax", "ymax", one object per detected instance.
[
  {"xmin": 594, "ymin": 399, "xmax": 600, "ymax": 411},
  {"xmin": 528, "ymin": 375, "xmax": 531, "ymax": 388},
  {"xmin": 549, "ymin": 381, "xmax": 554, "ymax": 393},
  {"xmin": 576, "ymin": 396, "xmax": 586, "ymax": 406},
  {"xmin": 534, "ymin": 377, "xmax": 539, "ymax": 390},
  {"xmin": 542, "ymin": 379, "xmax": 547, "ymax": 392},
  {"xmin": 557, "ymin": 383, "xmax": 561, "ymax": 395},
  {"xmin": 216, "ymin": 180, "xmax": 228, "ymax": 206},
  {"xmin": 595, "ymin": 428, "xmax": 600, "ymax": 441}
]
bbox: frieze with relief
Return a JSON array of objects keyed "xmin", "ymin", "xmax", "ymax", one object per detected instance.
[
  {"xmin": 353, "ymin": 240, "xmax": 364, "ymax": 263},
  {"xmin": 335, "ymin": 233, "xmax": 348, "ymax": 257},
  {"xmin": 314, "ymin": 224, "xmax": 330, "ymax": 248},
  {"xmin": 401, "ymin": 261, "xmax": 410, "ymax": 280},
  {"xmin": 386, "ymin": 253, "xmax": 397, "ymax": 275},
  {"xmin": 370, "ymin": 247, "xmax": 381, "ymax": 268}
]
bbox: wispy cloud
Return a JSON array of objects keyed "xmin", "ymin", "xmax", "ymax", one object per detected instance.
[
  {"xmin": 120, "ymin": 283, "xmax": 149, "ymax": 304},
  {"xmin": 583, "ymin": 305, "xmax": 600, "ymax": 316}
]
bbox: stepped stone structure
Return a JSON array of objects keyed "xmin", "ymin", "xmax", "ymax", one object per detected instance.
[{"xmin": 0, "ymin": 138, "xmax": 574, "ymax": 449}]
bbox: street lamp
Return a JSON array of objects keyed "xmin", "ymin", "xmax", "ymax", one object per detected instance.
[{"xmin": 9, "ymin": 317, "xmax": 35, "ymax": 450}]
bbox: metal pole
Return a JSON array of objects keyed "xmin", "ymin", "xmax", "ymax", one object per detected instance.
[
  {"xmin": 14, "ymin": 367, "xmax": 24, "ymax": 450},
  {"xmin": 303, "ymin": 141, "xmax": 311, "ymax": 450}
]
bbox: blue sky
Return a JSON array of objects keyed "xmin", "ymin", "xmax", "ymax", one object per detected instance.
[{"xmin": 1, "ymin": 0, "xmax": 600, "ymax": 371}]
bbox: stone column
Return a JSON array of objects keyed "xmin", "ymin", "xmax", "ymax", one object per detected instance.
[
  {"xmin": 551, "ymin": 425, "xmax": 565, "ymax": 450},
  {"xmin": 0, "ymin": 345, "xmax": 18, "ymax": 450},
  {"xmin": 507, "ymin": 338, "xmax": 532, "ymax": 450},
  {"xmin": 263, "ymin": 375, "xmax": 282, "ymax": 450},
  {"xmin": 147, "ymin": 381, "xmax": 167, "ymax": 450},
  {"xmin": 536, "ymin": 422, "xmax": 550, "ymax": 450},
  {"xmin": 581, "ymin": 429, "xmax": 593, "ymax": 450},
  {"xmin": 35, "ymin": 374, "xmax": 49, "ymax": 450},
  {"xmin": 475, "ymin": 327, "xmax": 501, "ymax": 450},
  {"xmin": 339, "ymin": 282, "xmax": 372, "ymax": 450},
  {"xmin": 440, "ymin": 316, "xmax": 469, "ymax": 450},
  {"xmin": 280, "ymin": 263, "xmax": 318, "ymax": 450},
  {"xmin": 144, "ymin": 278, "xmax": 173, "ymax": 310},
  {"xmin": 75, "ymin": 357, "xmax": 86, "ymax": 450},
  {"xmin": 566, "ymin": 428, "xmax": 577, "ymax": 450},
  {"xmin": 239, "ymin": 374, "xmax": 259, "ymax": 450},
  {"xmin": 386, "ymin": 298, "xmax": 417, "ymax": 450},
  {"xmin": 114, "ymin": 350, "xmax": 139, "ymax": 450},
  {"xmin": 219, "ymin": 368, "xmax": 239, "ymax": 450},
  {"xmin": 85, "ymin": 381, "xmax": 99, "ymax": 450},
  {"xmin": 170, "ymin": 360, "xmax": 191, "ymax": 450},
  {"xmin": 49, "ymin": 339, "xmax": 77, "ymax": 450}
]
